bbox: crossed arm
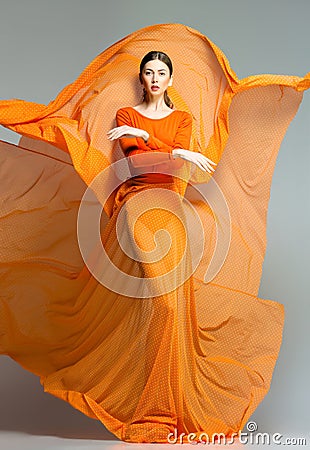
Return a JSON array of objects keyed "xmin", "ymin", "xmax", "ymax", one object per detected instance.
[{"xmin": 114, "ymin": 108, "xmax": 192, "ymax": 168}]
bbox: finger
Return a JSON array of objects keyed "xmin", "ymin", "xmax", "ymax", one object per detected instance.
[
  {"xmin": 107, "ymin": 134, "xmax": 120, "ymax": 141},
  {"xmin": 107, "ymin": 125, "xmax": 127, "ymax": 135},
  {"xmin": 193, "ymin": 160, "xmax": 207, "ymax": 172},
  {"xmin": 199, "ymin": 156, "xmax": 216, "ymax": 171},
  {"xmin": 108, "ymin": 131, "xmax": 124, "ymax": 140},
  {"xmin": 197, "ymin": 156, "xmax": 211, "ymax": 171},
  {"xmin": 198, "ymin": 157, "xmax": 215, "ymax": 173},
  {"xmin": 108, "ymin": 131, "xmax": 133, "ymax": 140},
  {"xmin": 205, "ymin": 157, "xmax": 217, "ymax": 165},
  {"xmin": 107, "ymin": 131, "xmax": 118, "ymax": 138},
  {"xmin": 107, "ymin": 127, "xmax": 120, "ymax": 134}
]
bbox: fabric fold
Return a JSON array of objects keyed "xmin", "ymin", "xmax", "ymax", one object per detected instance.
[{"xmin": 0, "ymin": 23, "xmax": 309, "ymax": 443}]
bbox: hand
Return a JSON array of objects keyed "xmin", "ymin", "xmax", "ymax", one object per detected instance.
[
  {"xmin": 107, "ymin": 125, "xmax": 148, "ymax": 141},
  {"xmin": 173, "ymin": 149, "xmax": 217, "ymax": 173}
]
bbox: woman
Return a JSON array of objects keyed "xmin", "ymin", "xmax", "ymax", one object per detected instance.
[
  {"xmin": 107, "ymin": 51, "xmax": 217, "ymax": 177},
  {"xmin": 104, "ymin": 51, "xmax": 217, "ymax": 300},
  {"xmin": 0, "ymin": 23, "xmax": 309, "ymax": 444}
]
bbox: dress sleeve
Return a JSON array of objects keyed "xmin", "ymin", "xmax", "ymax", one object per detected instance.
[{"xmin": 115, "ymin": 108, "xmax": 192, "ymax": 168}]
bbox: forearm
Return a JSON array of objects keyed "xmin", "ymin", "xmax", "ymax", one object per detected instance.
[
  {"xmin": 127, "ymin": 148, "xmax": 181, "ymax": 168},
  {"xmin": 139, "ymin": 132, "xmax": 172, "ymax": 152}
]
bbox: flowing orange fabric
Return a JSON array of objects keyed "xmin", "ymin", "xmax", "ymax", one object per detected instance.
[{"xmin": 0, "ymin": 23, "xmax": 309, "ymax": 443}]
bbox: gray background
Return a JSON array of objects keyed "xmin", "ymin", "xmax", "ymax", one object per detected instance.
[{"xmin": 0, "ymin": 0, "xmax": 309, "ymax": 445}]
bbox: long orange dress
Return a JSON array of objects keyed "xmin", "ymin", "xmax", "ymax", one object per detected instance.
[{"xmin": 0, "ymin": 23, "xmax": 309, "ymax": 444}]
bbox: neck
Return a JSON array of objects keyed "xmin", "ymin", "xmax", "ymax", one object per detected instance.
[{"xmin": 144, "ymin": 94, "xmax": 168, "ymax": 111}]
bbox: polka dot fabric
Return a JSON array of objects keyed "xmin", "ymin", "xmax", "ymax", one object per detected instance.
[{"xmin": 0, "ymin": 23, "xmax": 309, "ymax": 443}]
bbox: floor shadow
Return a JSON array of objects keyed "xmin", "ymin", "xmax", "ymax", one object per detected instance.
[{"xmin": 0, "ymin": 356, "xmax": 119, "ymax": 441}]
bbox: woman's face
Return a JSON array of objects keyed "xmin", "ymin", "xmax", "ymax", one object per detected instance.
[{"xmin": 140, "ymin": 59, "xmax": 172, "ymax": 97}]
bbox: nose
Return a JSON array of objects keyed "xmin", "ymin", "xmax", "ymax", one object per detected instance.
[{"xmin": 152, "ymin": 73, "xmax": 158, "ymax": 83}]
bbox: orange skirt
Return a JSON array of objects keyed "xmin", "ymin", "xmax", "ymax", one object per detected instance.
[{"xmin": 0, "ymin": 23, "xmax": 309, "ymax": 443}]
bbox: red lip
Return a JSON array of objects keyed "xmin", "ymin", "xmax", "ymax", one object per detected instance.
[{"xmin": 151, "ymin": 86, "xmax": 159, "ymax": 90}]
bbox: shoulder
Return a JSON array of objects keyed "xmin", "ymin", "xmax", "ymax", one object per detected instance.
[
  {"xmin": 115, "ymin": 106, "xmax": 133, "ymax": 124},
  {"xmin": 173, "ymin": 110, "xmax": 192, "ymax": 127},
  {"xmin": 116, "ymin": 106, "xmax": 132, "ymax": 117},
  {"xmin": 173, "ymin": 109, "xmax": 192, "ymax": 120}
]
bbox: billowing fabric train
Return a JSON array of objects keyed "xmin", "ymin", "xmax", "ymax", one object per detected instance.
[{"xmin": 0, "ymin": 23, "xmax": 309, "ymax": 443}]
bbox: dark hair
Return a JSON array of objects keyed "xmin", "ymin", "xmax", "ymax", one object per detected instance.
[{"xmin": 139, "ymin": 51, "xmax": 174, "ymax": 109}]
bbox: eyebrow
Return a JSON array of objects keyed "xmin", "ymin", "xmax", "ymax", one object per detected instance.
[{"xmin": 144, "ymin": 68, "xmax": 167, "ymax": 72}]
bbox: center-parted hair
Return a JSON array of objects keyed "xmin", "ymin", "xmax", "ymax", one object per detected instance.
[{"xmin": 139, "ymin": 51, "xmax": 174, "ymax": 109}]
